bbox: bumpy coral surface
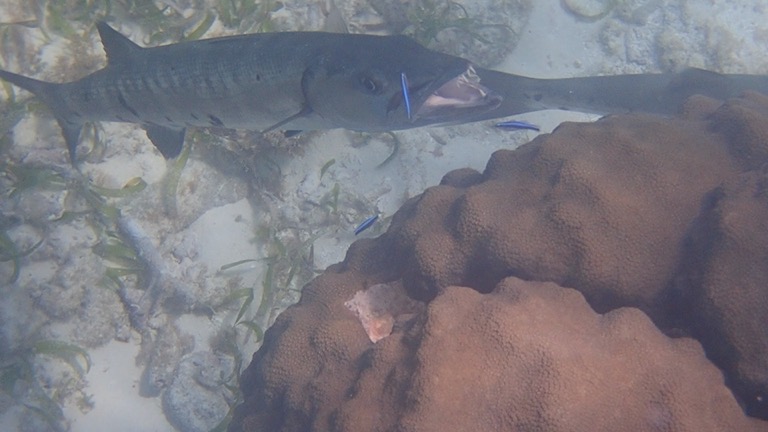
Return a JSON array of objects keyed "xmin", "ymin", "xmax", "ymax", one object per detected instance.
[{"xmin": 229, "ymin": 93, "xmax": 768, "ymax": 431}]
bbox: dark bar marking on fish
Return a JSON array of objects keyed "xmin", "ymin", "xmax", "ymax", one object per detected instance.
[
  {"xmin": 117, "ymin": 91, "xmax": 140, "ymax": 118},
  {"xmin": 152, "ymin": 74, "xmax": 164, "ymax": 90},
  {"xmin": 204, "ymin": 75, "xmax": 215, "ymax": 92},
  {"xmin": 140, "ymin": 76, "xmax": 152, "ymax": 93},
  {"xmin": 208, "ymin": 114, "xmax": 224, "ymax": 127}
]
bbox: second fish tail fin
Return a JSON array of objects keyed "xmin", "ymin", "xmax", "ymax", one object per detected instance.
[{"xmin": 0, "ymin": 69, "xmax": 83, "ymax": 164}]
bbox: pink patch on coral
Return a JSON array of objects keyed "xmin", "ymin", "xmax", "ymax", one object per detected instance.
[{"xmin": 344, "ymin": 281, "xmax": 424, "ymax": 342}]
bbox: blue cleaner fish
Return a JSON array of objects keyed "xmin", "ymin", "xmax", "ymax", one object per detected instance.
[
  {"xmin": 400, "ymin": 72, "xmax": 412, "ymax": 120},
  {"xmin": 2, "ymin": 22, "xmax": 768, "ymax": 163},
  {"xmin": 495, "ymin": 120, "xmax": 540, "ymax": 132},
  {"xmin": 354, "ymin": 214, "xmax": 379, "ymax": 235}
]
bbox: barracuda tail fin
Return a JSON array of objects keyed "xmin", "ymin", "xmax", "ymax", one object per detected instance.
[
  {"xmin": 0, "ymin": 69, "xmax": 83, "ymax": 164},
  {"xmin": 0, "ymin": 69, "xmax": 49, "ymax": 96}
]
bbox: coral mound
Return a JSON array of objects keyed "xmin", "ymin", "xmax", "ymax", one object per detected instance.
[{"xmin": 229, "ymin": 93, "xmax": 768, "ymax": 431}]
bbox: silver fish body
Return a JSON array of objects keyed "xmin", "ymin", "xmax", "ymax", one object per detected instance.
[
  {"xmin": 469, "ymin": 67, "xmax": 768, "ymax": 122},
  {"xmin": 0, "ymin": 22, "xmax": 500, "ymax": 162}
]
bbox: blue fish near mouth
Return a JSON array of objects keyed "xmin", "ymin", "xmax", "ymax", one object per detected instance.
[{"xmin": 401, "ymin": 72, "xmax": 412, "ymax": 120}]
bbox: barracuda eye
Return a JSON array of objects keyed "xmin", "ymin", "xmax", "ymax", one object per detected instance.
[{"xmin": 359, "ymin": 75, "xmax": 384, "ymax": 94}]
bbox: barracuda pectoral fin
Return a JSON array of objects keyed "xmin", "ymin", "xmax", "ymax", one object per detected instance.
[
  {"xmin": 261, "ymin": 106, "xmax": 312, "ymax": 134},
  {"xmin": 144, "ymin": 124, "xmax": 186, "ymax": 159},
  {"xmin": 262, "ymin": 65, "xmax": 318, "ymax": 134}
]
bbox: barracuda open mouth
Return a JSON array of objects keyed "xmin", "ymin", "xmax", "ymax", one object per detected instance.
[{"xmin": 416, "ymin": 65, "xmax": 502, "ymax": 120}]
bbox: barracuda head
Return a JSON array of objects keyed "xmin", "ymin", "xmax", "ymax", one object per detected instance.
[{"xmin": 302, "ymin": 34, "xmax": 502, "ymax": 131}]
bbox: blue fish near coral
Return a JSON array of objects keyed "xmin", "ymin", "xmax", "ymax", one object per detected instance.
[
  {"xmin": 495, "ymin": 120, "xmax": 540, "ymax": 132},
  {"xmin": 354, "ymin": 215, "xmax": 379, "ymax": 235}
]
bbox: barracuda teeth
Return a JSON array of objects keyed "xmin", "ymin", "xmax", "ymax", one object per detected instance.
[
  {"xmin": 458, "ymin": 65, "xmax": 480, "ymax": 85},
  {"xmin": 416, "ymin": 65, "xmax": 498, "ymax": 118}
]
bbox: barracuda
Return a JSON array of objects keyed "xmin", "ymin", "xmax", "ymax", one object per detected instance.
[
  {"xmin": 1, "ymin": 22, "xmax": 768, "ymax": 164},
  {"xmin": 0, "ymin": 22, "xmax": 500, "ymax": 162}
]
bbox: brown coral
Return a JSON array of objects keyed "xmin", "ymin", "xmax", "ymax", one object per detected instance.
[
  {"xmin": 679, "ymin": 170, "xmax": 768, "ymax": 418},
  {"xmin": 393, "ymin": 113, "xmax": 737, "ymax": 312},
  {"xmin": 380, "ymin": 279, "xmax": 755, "ymax": 432},
  {"xmin": 230, "ymin": 93, "xmax": 768, "ymax": 431}
]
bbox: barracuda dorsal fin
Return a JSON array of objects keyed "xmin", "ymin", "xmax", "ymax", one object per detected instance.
[
  {"xmin": 96, "ymin": 22, "xmax": 143, "ymax": 66},
  {"xmin": 322, "ymin": 0, "xmax": 349, "ymax": 33}
]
